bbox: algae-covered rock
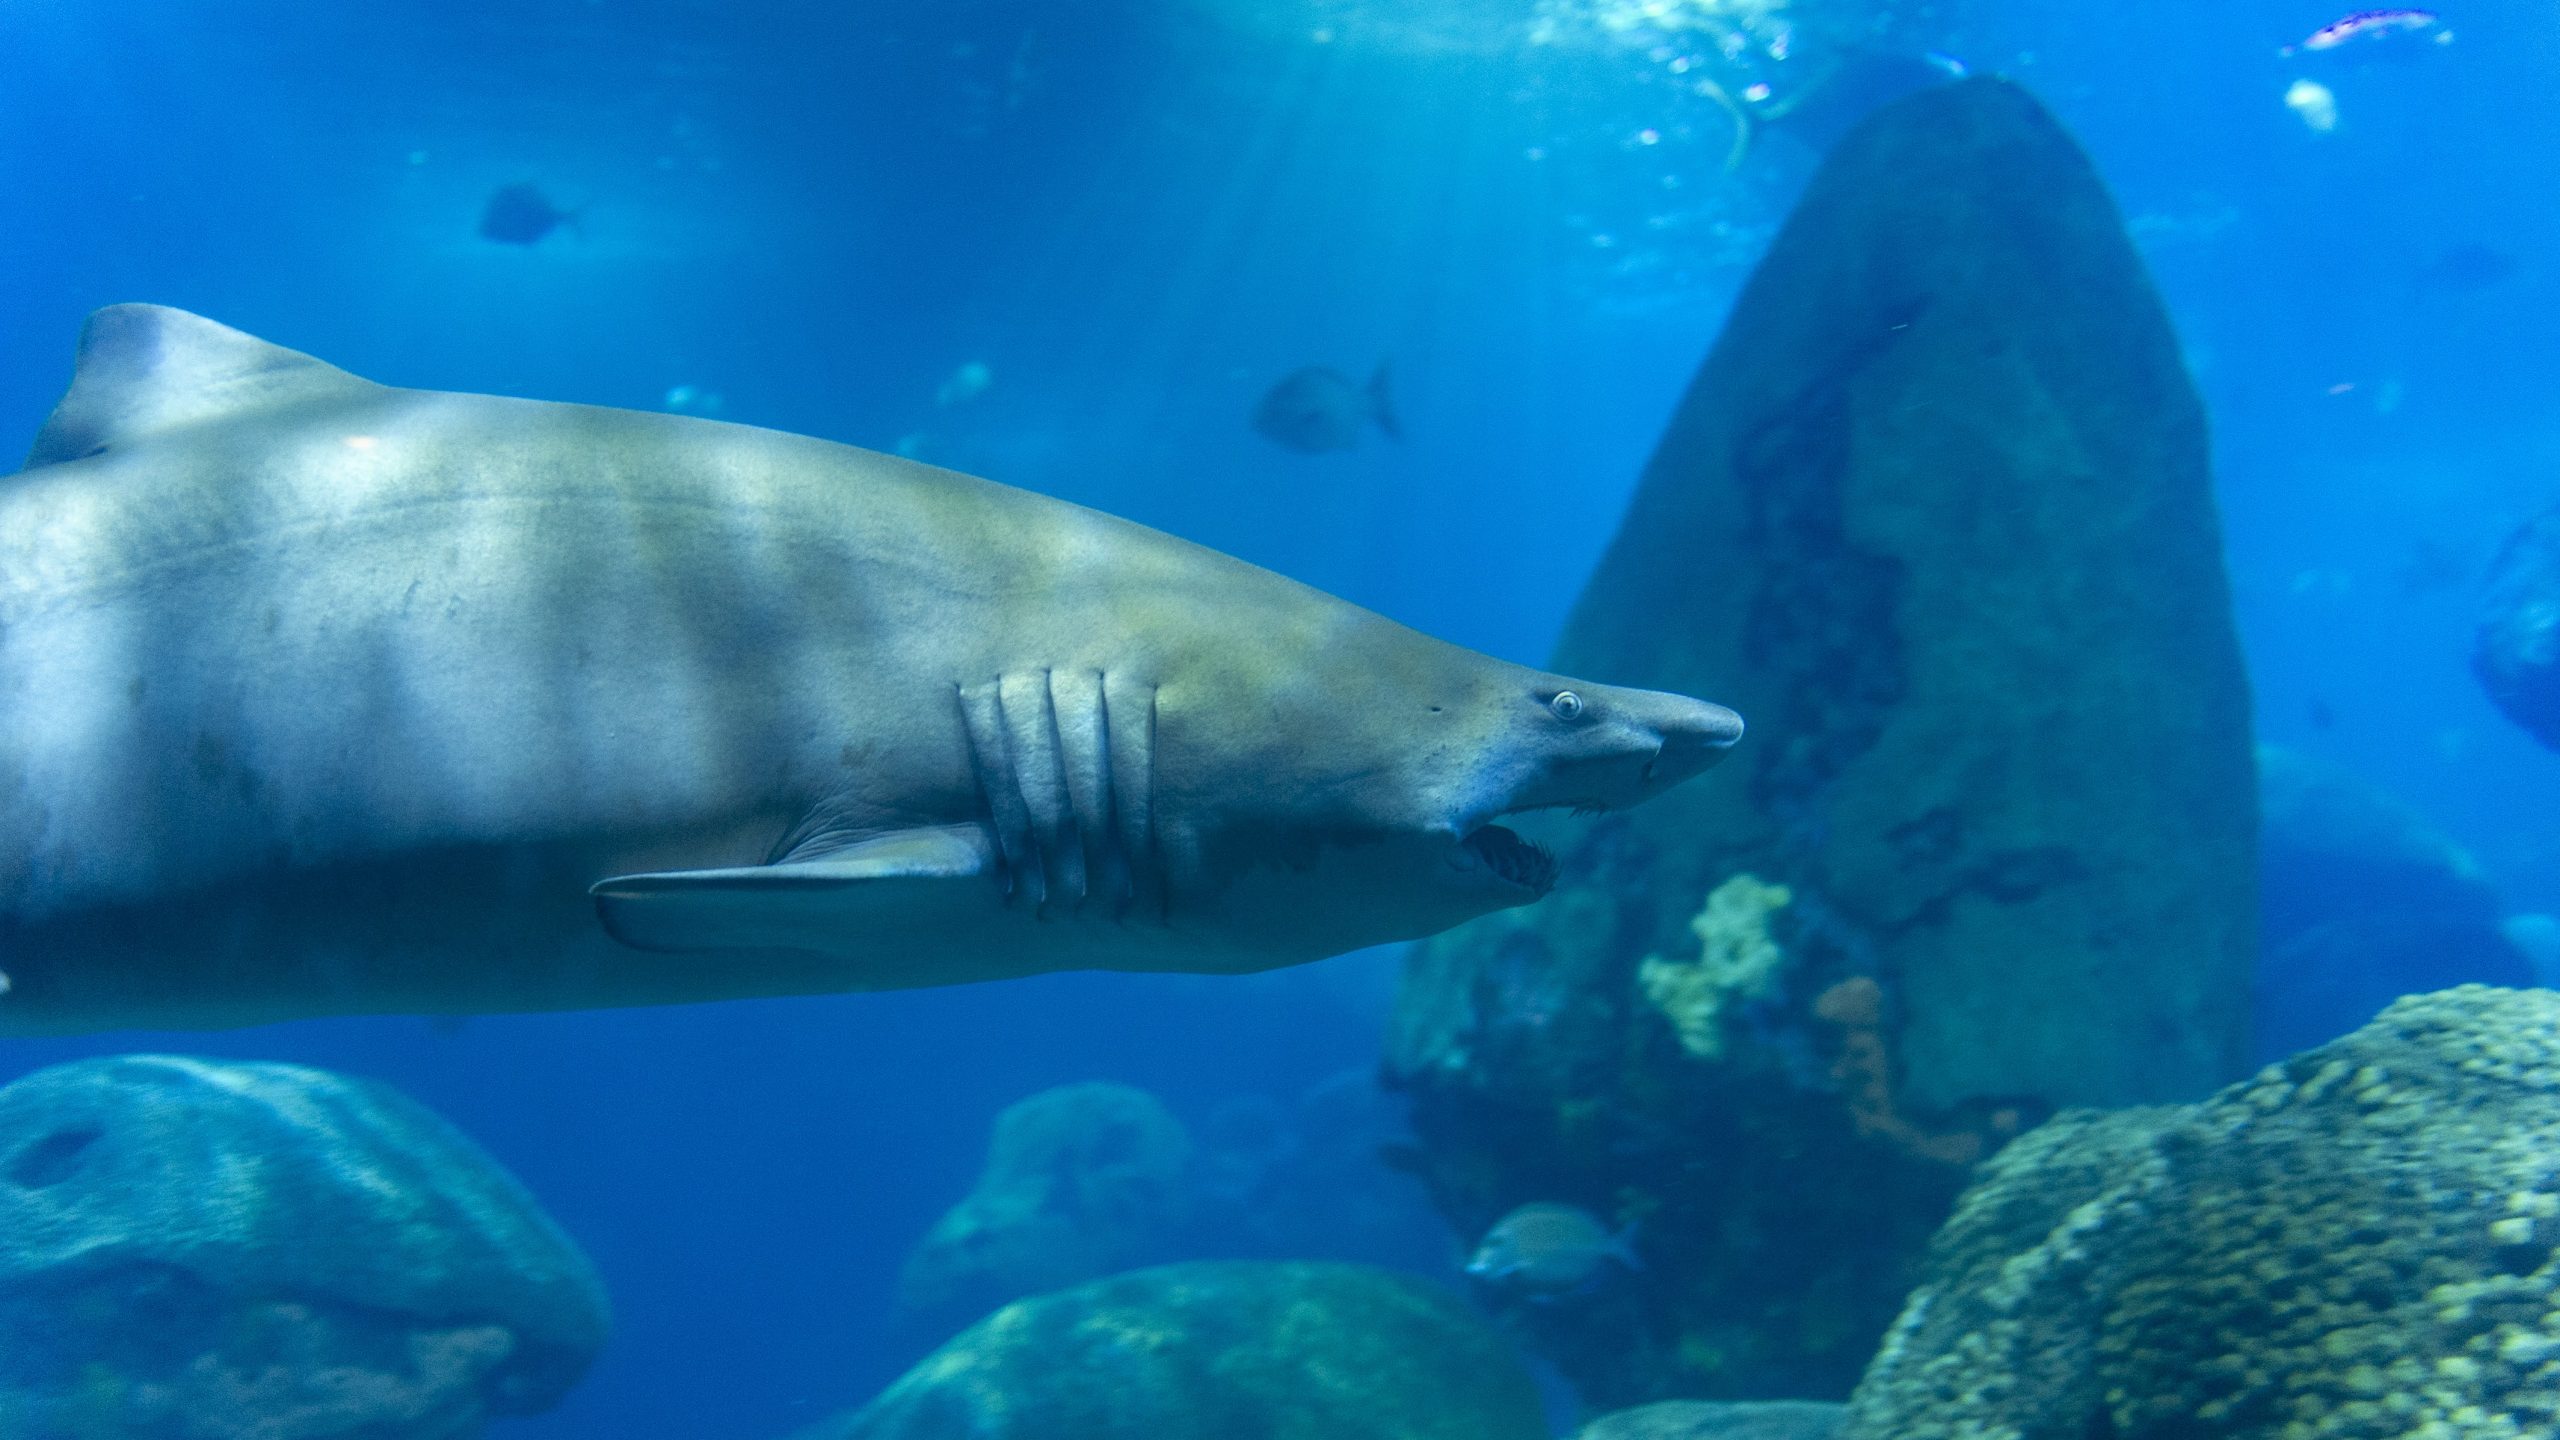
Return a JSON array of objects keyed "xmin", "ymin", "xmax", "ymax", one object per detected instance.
[
  {"xmin": 2255, "ymin": 746, "xmax": 2531, "ymax": 1061},
  {"xmin": 2476, "ymin": 503, "xmax": 2560, "ymax": 751},
  {"xmin": 1842, "ymin": 986, "xmax": 2560, "ymax": 1440},
  {"xmin": 1387, "ymin": 75, "xmax": 2252, "ymax": 1405},
  {"xmin": 817, "ymin": 1260, "xmax": 1543, "ymax": 1440},
  {"xmin": 897, "ymin": 1082, "xmax": 1192, "ymax": 1335},
  {"xmin": 1580, "ymin": 1399, "xmax": 1845, "ymax": 1440},
  {"xmin": 0, "ymin": 1054, "xmax": 608, "ymax": 1439}
]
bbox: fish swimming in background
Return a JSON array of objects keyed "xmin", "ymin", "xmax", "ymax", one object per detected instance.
[
  {"xmin": 478, "ymin": 182, "xmax": 582, "ymax": 245},
  {"xmin": 1252, "ymin": 363, "xmax": 1398, "ymax": 453},
  {"xmin": 1465, "ymin": 1202, "xmax": 1640, "ymax": 1296},
  {"xmin": 2283, "ymin": 10, "xmax": 2450, "ymax": 56},
  {"xmin": 0, "ymin": 306, "xmax": 1743, "ymax": 1034}
]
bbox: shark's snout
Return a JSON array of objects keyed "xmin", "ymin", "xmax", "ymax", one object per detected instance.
[{"xmin": 1640, "ymin": 694, "xmax": 1746, "ymax": 787}]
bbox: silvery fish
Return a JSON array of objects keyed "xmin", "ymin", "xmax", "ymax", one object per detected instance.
[
  {"xmin": 2284, "ymin": 9, "xmax": 2448, "ymax": 55},
  {"xmin": 1465, "ymin": 1202, "xmax": 1639, "ymax": 1295}
]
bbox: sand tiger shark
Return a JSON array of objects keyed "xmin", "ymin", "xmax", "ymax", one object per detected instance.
[{"xmin": 0, "ymin": 305, "xmax": 1741, "ymax": 1034}]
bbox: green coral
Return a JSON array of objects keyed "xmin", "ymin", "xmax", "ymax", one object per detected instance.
[
  {"xmin": 1843, "ymin": 987, "xmax": 2560, "ymax": 1440},
  {"xmin": 1638, "ymin": 874, "xmax": 1795, "ymax": 1059}
]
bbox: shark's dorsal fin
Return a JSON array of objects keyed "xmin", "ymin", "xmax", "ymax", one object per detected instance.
[{"xmin": 24, "ymin": 304, "xmax": 378, "ymax": 470}]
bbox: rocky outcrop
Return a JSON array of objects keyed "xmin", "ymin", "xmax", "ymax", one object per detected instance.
[
  {"xmin": 896, "ymin": 1082, "xmax": 1192, "ymax": 1336},
  {"xmin": 2254, "ymin": 746, "xmax": 2532, "ymax": 1060},
  {"xmin": 1387, "ymin": 77, "xmax": 2254, "ymax": 1405},
  {"xmin": 811, "ymin": 1261, "xmax": 1543, "ymax": 1440},
  {"xmin": 2476, "ymin": 504, "xmax": 2560, "ymax": 751},
  {"xmin": 0, "ymin": 1055, "xmax": 608, "ymax": 1439},
  {"xmin": 1843, "ymin": 987, "xmax": 2560, "ymax": 1440}
]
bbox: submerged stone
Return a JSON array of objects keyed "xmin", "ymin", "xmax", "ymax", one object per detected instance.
[
  {"xmin": 2254, "ymin": 746, "xmax": 2531, "ymax": 1061},
  {"xmin": 1842, "ymin": 986, "xmax": 2560, "ymax": 1440},
  {"xmin": 1387, "ymin": 76, "xmax": 2253, "ymax": 1404},
  {"xmin": 2476, "ymin": 503, "xmax": 2560, "ymax": 751},
  {"xmin": 814, "ymin": 1260, "xmax": 1543, "ymax": 1440},
  {"xmin": 896, "ymin": 1081, "xmax": 1193, "ymax": 1337},
  {"xmin": 0, "ymin": 1054, "xmax": 608, "ymax": 1439}
]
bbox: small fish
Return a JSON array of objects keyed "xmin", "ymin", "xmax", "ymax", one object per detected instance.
[
  {"xmin": 1465, "ymin": 1202, "xmax": 1639, "ymax": 1295},
  {"xmin": 2284, "ymin": 10, "xmax": 2450, "ymax": 56},
  {"xmin": 1252, "ymin": 363, "xmax": 1399, "ymax": 454},
  {"xmin": 479, "ymin": 182, "xmax": 582, "ymax": 246}
]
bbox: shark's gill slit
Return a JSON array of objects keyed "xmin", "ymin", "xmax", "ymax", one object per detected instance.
[
  {"xmin": 999, "ymin": 671, "xmax": 1081, "ymax": 914},
  {"xmin": 1052, "ymin": 669, "xmax": 1121, "ymax": 912},
  {"xmin": 957, "ymin": 680, "xmax": 1040, "ymax": 906},
  {"xmin": 1102, "ymin": 676, "xmax": 1162, "ymax": 923}
]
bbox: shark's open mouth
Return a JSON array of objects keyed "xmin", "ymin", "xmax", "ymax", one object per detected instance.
[{"xmin": 1462, "ymin": 823, "xmax": 1559, "ymax": 894}]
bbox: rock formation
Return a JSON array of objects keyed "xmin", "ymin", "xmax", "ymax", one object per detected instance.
[
  {"xmin": 811, "ymin": 1261, "xmax": 1544, "ymax": 1440},
  {"xmin": 1842, "ymin": 986, "xmax": 2560, "ymax": 1440},
  {"xmin": 2476, "ymin": 503, "xmax": 2560, "ymax": 752},
  {"xmin": 0, "ymin": 1055, "xmax": 608, "ymax": 1439},
  {"xmin": 1387, "ymin": 77, "xmax": 2255, "ymax": 1404},
  {"xmin": 896, "ymin": 1082, "xmax": 1193, "ymax": 1338},
  {"xmin": 2254, "ymin": 746, "xmax": 2532, "ymax": 1061}
]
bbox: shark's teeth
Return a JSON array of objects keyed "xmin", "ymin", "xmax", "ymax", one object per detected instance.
[{"xmin": 1463, "ymin": 824, "xmax": 1559, "ymax": 894}]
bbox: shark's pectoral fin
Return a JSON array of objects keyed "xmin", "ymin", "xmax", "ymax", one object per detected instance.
[{"xmin": 590, "ymin": 824, "xmax": 996, "ymax": 955}]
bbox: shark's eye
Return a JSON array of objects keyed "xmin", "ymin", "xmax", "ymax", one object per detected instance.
[{"xmin": 1549, "ymin": 690, "xmax": 1586, "ymax": 721}]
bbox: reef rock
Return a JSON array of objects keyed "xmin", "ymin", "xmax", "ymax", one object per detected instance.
[
  {"xmin": 2255, "ymin": 746, "xmax": 2531, "ymax": 1061},
  {"xmin": 1580, "ymin": 1399, "xmax": 1845, "ymax": 1440},
  {"xmin": 1843, "ymin": 987, "xmax": 2560, "ymax": 1440},
  {"xmin": 2476, "ymin": 503, "xmax": 2560, "ymax": 752},
  {"xmin": 896, "ymin": 1082, "xmax": 1193, "ymax": 1335},
  {"xmin": 1387, "ymin": 77, "xmax": 2254, "ymax": 1404},
  {"xmin": 813, "ymin": 1260, "xmax": 1543, "ymax": 1440},
  {"xmin": 0, "ymin": 1054, "xmax": 608, "ymax": 1440}
]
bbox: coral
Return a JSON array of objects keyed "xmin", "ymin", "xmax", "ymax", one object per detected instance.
[
  {"xmin": 1842, "ymin": 987, "xmax": 2560, "ymax": 1440},
  {"xmin": 1811, "ymin": 978, "xmax": 2015, "ymax": 1167},
  {"xmin": 809, "ymin": 1262, "xmax": 1545, "ymax": 1440},
  {"xmin": 1638, "ymin": 875, "xmax": 1794, "ymax": 1059}
]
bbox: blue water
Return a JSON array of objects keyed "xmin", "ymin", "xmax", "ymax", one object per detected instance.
[{"xmin": 4, "ymin": 0, "xmax": 2558, "ymax": 1433}]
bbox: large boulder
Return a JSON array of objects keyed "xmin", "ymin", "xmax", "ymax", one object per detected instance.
[
  {"xmin": 1843, "ymin": 987, "xmax": 2560, "ymax": 1440},
  {"xmin": 811, "ymin": 1260, "xmax": 1544, "ymax": 1440},
  {"xmin": 1386, "ymin": 76, "xmax": 2255, "ymax": 1405},
  {"xmin": 0, "ymin": 1054, "xmax": 608, "ymax": 1440},
  {"xmin": 2254, "ymin": 746, "xmax": 2532, "ymax": 1061},
  {"xmin": 2476, "ymin": 503, "xmax": 2560, "ymax": 751},
  {"xmin": 896, "ymin": 1082, "xmax": 1192, "ymax": 1336}
]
